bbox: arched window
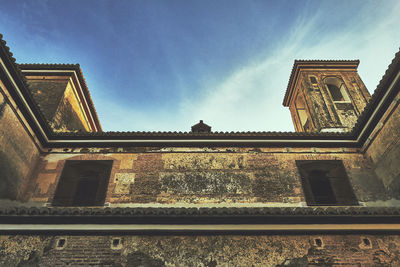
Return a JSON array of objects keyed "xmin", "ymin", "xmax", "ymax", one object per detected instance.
[
  {"xmin": 324, "ymin": 77, "xmax": 350, "ymax": 102},
  {"xmin": 327, "ymin": 84, "xmax": 344, "ymax": 101}
]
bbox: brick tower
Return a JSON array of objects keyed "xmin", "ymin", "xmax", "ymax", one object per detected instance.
[{"xmin": 283, "ymin": 60, "xmax": 371, "ymax": 132}]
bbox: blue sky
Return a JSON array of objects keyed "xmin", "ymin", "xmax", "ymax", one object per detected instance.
[{"xmin": 1, "ymin": 0, "xmax": 400, "ymax": 132}]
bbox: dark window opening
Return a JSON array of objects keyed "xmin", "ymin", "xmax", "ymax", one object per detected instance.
[
  {"xmin": 327, "ymin": 84, "xmax": 344, "ymax": 101},
  {"xmin": 296, "ymin": 160, "xmax": 358, "ymax": 206},
  {"xmin": 57, "ymin": 239, "xmax": 66, "ymax": 248},
  {"xmin": 315, "ymin": 238, "xmax": 322, "ymax": 247},
  {"xmin": 73, "ymin": 170, "xmax": 100, "ymax": 205},
  {"xmin": 363, "ymin": 238, "xmax": 371, "ymax": 246},
  {"xmin": 308, "ymin": 170, "xmax": 336, "ymax": 204},
  {"xmin": 309, "ymin": 76, "xmax": 317, "ymax": 84},
  {"xmin": 52, "ymin": 160, "xmax": 113, "ymax": 206},
  {"xmin": 111, "ymin": 237, "xmax": 122, "ymax": 250},
  {"xmin": 113, "ymin": 238, "xmax": 120, "ymax": 247}
]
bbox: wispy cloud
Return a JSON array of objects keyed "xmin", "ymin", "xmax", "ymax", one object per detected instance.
[
  {"xmin": 11, "ymin": 1, "xmax": 394, "ymax": 133},
  {"xmin": 169, "ymin": 1, "xmax": 400, "ymax": 132}
]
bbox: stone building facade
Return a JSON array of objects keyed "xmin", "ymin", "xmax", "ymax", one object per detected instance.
[{"xmin": 1, "ymin": 33, "xmax": 400, "ymax": 266}]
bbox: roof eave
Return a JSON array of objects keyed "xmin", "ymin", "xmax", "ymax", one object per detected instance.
[{"xmin": 283, "ymin": 60, "xmax": 360, "ymax": 107}]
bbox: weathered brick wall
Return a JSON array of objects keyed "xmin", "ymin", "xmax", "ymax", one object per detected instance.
[
  {"xmin": 0, "ymin": 82, "xmax": 40, "ymax": 201},
  {"xmin": 365, "ymin": 91, "xmax": 400, "ymax": 199},
  {"xmin": 31, "ymin": 147, "xmax": 386, "ymax": 205},
  {"xmin": 0, "ymin": 234, "xmax": 399, "ymax": 266}
]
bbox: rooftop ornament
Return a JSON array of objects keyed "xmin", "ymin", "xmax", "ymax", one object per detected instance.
[{"xmin": 191, "ymin": 120, "xmax": 211, "ymax": 133}]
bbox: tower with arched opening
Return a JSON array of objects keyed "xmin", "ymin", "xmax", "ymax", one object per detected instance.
[{"xmin": 283, "ymin": 60, "xmax": 371, "ymax": 132}]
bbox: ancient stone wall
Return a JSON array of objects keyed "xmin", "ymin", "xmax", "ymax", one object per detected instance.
[
  {"xmin": 1, "ymin": 234, "xmax": 399, "ymax": 266},
  {"xmin": 0, "ymin": 81, "xmax": 40, "ymax": 201},
  {"xmin": 30, "ymin": 147, "xmax": 387, "ymax": 205}
]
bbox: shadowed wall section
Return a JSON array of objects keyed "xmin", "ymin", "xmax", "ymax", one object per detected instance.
[{"xmin": 0, "ymin": 81, "xmax": 39, "ymax": 201}]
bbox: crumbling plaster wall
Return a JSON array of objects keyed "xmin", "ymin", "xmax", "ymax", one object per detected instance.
[
  {"xmin": 0, "ymin": 234, "xmax": 399, "ymax": 266},
  {"xmin": 365, "ymin": 91, "xmax": 400, "ymax": 199},
  {"xmin": 31, "ymin": 147, "xmax": 386, "ymax": 206},
  {"xmin": 0, "ymin": 81, "xmax": 40, "ymax": 201}
]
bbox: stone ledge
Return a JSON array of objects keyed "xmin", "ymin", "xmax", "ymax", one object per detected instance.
[{"xmin": 1, "ymin": 206, "xmax": 400, "ymax": 217}]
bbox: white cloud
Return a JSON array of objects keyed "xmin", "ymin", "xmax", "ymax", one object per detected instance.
[
  {"xmin": 175, "ymin": 1, "xmax": 400, "ymax": 132},
  {"xmin": 97, "ymin": 1, "xmax": 400, "ymax": 132}
]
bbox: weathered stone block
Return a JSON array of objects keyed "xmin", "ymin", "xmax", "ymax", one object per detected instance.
[
  {"xmin": 112, "ymin": 154, "xmax": 137, "ymax": 169},
  {"xmin": 160, "ymin": 171, "xmax": 253, "ymax": 195},
  {"xmin": 162, "ymin": 153, "xmax": 245, "ymax": 170},
  {"xmin": 113, "ymin": 173, "xmax": 135, "ymax": 194}
]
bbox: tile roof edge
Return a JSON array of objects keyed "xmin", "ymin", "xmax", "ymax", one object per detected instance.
[
  {"xmin": 50, "ymin": 130, "xmax": 352, "ymax": 138},
  {"xmin": 1, "ymin": 206, "xmax": 400, "ymax": 217},
  {"xmin": 350, "ymin": 47, "xmax": 400, "ymax": 136}
]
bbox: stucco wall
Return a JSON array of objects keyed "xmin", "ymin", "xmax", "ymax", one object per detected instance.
[
  {"xmin": 31, "ymin": 147, "xmax": 386, "ymax": 206},
  {"xmin": 0, "ymin": 82, "xmax": 40, "ymax": 201}
]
